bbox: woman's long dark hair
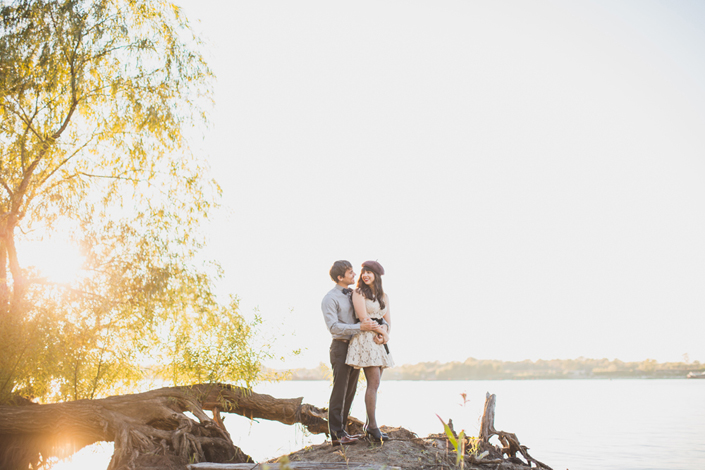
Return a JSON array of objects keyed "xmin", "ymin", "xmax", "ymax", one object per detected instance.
[{"xmin": 356, "ymin": 268, "xmax": 385, "ymax": 310}]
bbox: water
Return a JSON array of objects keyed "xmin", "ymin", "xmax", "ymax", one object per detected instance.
[{"xmin": 56, "ymin": 379, "xmax": 705, "ymax": 470}]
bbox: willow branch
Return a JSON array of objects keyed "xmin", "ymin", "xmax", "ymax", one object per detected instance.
[
  {"xmin": 36, "ymin": 137, "xmax": 96, "ymax": 188},
  {"xmin": 0, "ymin": 179, "xmax": 12, "ymax": 199},
  {"xmin": 78, "ymin": 172, "xmax": 145, "ymax": 183}
]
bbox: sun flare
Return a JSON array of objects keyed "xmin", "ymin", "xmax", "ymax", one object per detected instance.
[{"xmin": 20, "ymin": 239, "xmax": 86, "ymax": 285}]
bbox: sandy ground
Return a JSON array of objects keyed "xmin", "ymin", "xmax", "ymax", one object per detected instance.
[{"xmin": 268, "ymin": 427, "xmax": 535, "ymax": 470}]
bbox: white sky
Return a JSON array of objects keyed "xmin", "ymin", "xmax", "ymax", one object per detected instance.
[{"xmin": 170, "ymin": 0, "xmax": 705, "ymax": 369}]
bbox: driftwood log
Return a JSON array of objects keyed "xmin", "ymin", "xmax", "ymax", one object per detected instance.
[
  {"xmin": 0, "ymin": 383, "xmax": 349, "ymax": 470},
  {"xmin": 476, "ymin": 392, "xmax": 552, "ymax": 469}
]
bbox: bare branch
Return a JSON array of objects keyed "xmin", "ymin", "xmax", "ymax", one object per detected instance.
[
  {"xmin": 3, "ymin": 98, "xmax": 45, "ymax": 143},
  {"xmin": 19, "ymin": 99, "xmax": 43, "ymax": 172},
  {"xmin": 48, "ymin": 78, "xmax": 79, "ymax": 141},
  {"xmin": 0, "ymin": 178, "xmax": 13, "ymax": 199},
  {"xmin": 82, "ymin": 11, "xmax": 120, "ymax": 37},
  {"xmin": 45, "ymin": 4, "xmax": 82, "ymax": 142},
  {"xmin": 78, "ymin": 172, "xmax": 146, "ymax": 183},
  {"xmin": 36, "ymin": 135, "xmax": 98, "ymax": 188}
]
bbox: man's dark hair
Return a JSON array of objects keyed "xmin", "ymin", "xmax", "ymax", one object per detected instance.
[{"xmin": 329, "ymin": 260, "xmax": 352, "ymax": 282}]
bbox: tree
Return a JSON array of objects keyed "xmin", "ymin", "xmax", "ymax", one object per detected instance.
[
  {"xmin": 0, "ymin": 384, "xmax": 335, "ymax": 470},
  {"xmin": 0, "ymin": 0, "xmax": 265, "ymax": 407}
]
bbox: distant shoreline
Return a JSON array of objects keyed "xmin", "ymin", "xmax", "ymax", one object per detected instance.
[{"xmin": 272, "ymin": 357, "xmax": 705, "ymax": 381}]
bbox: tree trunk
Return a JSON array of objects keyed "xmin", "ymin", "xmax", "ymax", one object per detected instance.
[
  {"xmin": 4, "ymin": 222, "xmax": 25, "ymax": 310},
  {"xmin": 0, "ymin": 383, "xmax": 340, "ymax": 470},
  {"xmin": 0, "ymin": 228, "xmax": 9, "ymax": 316}
]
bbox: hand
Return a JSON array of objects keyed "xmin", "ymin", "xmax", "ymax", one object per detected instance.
[
  {"xmin": 375, "ymin": 331, "xmax": 389, "ymax": 344},
  {"xmin": 360, "ymin": 319, "xmax": 377, "ymax": 331}
]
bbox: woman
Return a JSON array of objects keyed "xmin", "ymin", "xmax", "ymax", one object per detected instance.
[{"xmin": 345, "ymin": 260, "xmax": 394, "ymax": 442}]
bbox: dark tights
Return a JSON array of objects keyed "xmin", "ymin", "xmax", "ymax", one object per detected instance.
[{"xmin": 363, "ymin": 366, "xmax": 383, "ymax": 429}]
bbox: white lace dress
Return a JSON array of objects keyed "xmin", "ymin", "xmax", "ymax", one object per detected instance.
[{"xmin": 345, "ymin": 296, "xmax": 395, "ymax": 369}]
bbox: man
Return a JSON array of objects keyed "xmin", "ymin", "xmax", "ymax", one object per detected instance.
[{"xmin": 321, "ymin": 260, "xmax": 382, "ymax": 445}]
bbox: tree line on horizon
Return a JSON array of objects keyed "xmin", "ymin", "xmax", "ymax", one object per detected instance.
[{"xmin": 282, "ymin": 357, "xmax": 704, "ymax": 381}]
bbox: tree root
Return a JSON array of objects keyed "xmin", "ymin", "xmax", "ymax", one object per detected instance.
[
  {"xmin": 0, "ymin": 383, "xmax": 333, "ymax": 470},
  {"xmin": 477, "ymin": 392, "xmax": 552, "ymax": 469}
]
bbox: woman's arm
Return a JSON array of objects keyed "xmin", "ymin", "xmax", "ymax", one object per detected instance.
[
  {"xmin": 352, "ymin": 291, "xmax": 370, "ymax": 323},
  {"xmin": 383, "ymin": 294, "xmax": 391, "ymax": 331},
  {"xmin": 373, "ymin": 294, "xmax": 390, "ymax": 343}
]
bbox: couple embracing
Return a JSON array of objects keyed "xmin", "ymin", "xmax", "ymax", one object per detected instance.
[{"xmin": 321, "ymin": 260, "xmax": 395, "ymax": 446}]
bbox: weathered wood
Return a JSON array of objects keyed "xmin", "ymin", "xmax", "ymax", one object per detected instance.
[
  {"xmin": 187, "ymin": 464, "xmax": 401, "ymax": 470},
  {"xmin": 478, "ymin": 392, "xmax": 497, "ymax": 442},
  {"xmin": 0, "ymin": 385, "xmax": 250, "ymax": 470},
  {"xmin": 478, "ymin": 392, "xmax": 552, "ymax": 470},
  {"xmin": 0, "ymin": 383, "xmax": 343, "ymax": 470}
]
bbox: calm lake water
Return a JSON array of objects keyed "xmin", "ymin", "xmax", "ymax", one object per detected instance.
[{"xmin": 57, "ymin": 379, "xmax": 705, "ymax": 470}]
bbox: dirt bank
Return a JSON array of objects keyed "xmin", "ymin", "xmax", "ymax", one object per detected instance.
[{"xmin": 269, "ymin": 426, "xmax": 545, "ymax": 470}]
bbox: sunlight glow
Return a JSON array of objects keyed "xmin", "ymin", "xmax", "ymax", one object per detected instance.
[
  {"xmin": 51, "ymin": 442, "xmax": 113, "ymax": 470},
  {"xmin": 19, "ymin": 238, "xmax": 86, "ymax": 285}
]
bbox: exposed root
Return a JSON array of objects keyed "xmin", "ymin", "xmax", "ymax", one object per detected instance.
[
  {"xmin": 0, "ymin": 383, "xmax": 349, "ymax": 469},
  {"xmin": 478, "ymin": 392, "xmax": 552, "ymax": 469}
]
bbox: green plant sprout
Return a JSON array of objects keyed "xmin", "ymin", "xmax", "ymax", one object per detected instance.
[
  {"xmin": 436, "ymin": 414, "xmax": 488, "ymax": 468},
  {"xmin": 436, "ymin": 414, "xmax": 466, "ymax": 468}
]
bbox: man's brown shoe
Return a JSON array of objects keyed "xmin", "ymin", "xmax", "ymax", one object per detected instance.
[{"xmin": 331, "ymin": 431, "xmax": 359, "ymax": 446}]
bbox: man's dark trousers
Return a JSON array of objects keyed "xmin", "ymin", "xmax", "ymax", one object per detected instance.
[{"xmin": 328, "ymin": 339, "xmax": 360, "ymax": 436}]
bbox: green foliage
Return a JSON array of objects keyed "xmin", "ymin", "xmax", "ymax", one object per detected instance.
[
  {"xmin": 436, "ymin": 414, "xmax": 465, "ymax": 467},
  {"xmin": 155, "ymin": 298, "xmax": 266, "ymax": 388},
  {"xmin": 0, "ymin": 0, "xmax": 266, "ymax": 404},
  {"xmin": 266, "ymin": 455, "xmax": 292, "ymax": 470}
]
